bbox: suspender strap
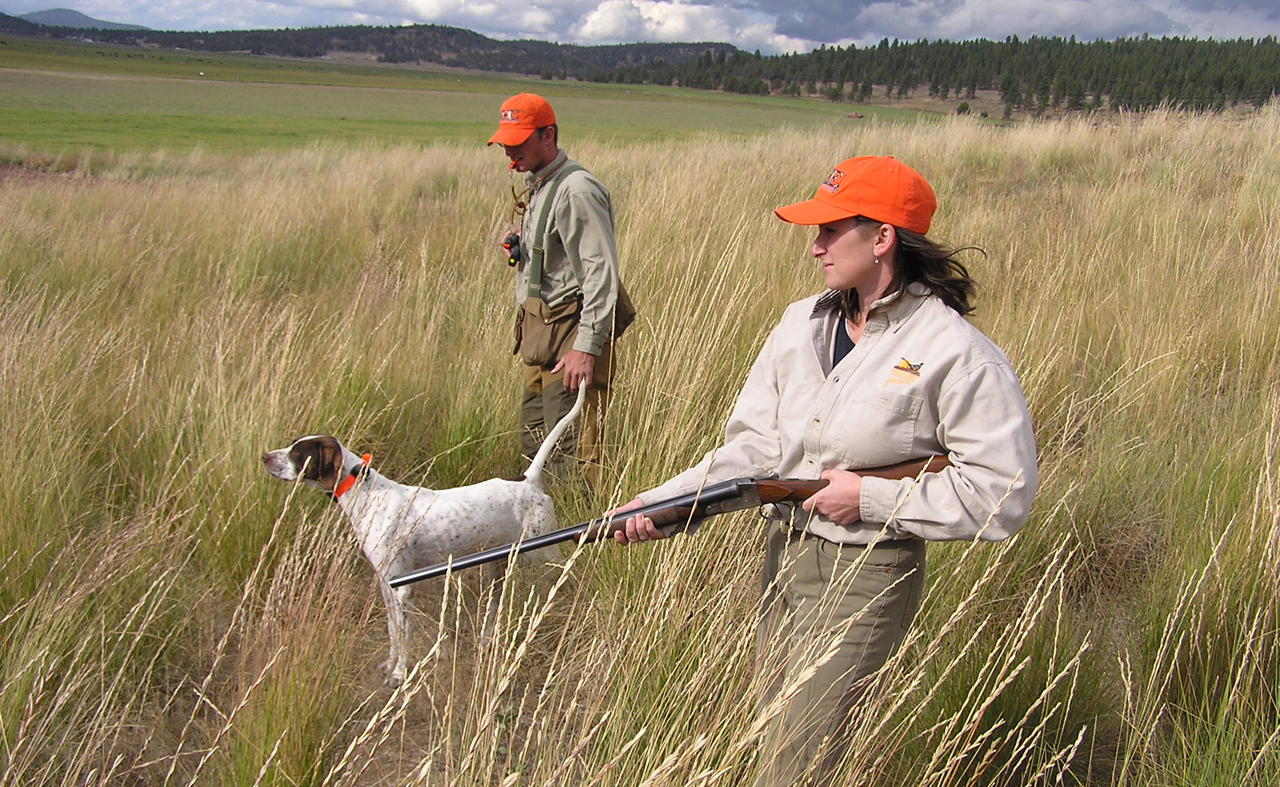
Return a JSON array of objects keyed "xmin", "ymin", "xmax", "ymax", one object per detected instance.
[{"xmin": 527, "ymin": 163, "xmax": 584, "ymax": 300}]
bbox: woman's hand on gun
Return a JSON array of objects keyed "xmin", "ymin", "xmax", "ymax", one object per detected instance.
[
  {"xmin": 605, "ymin": 498, "xmax": 667, "ymax": 545},
  {"xmin": 800, "ymin": 469, "xmax": 864, "ymax": 526}
]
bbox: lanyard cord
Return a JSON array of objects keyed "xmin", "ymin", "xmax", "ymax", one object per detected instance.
[{"xmin": 508, "ymin": 157, "xmax": 569, "ymax": 224}]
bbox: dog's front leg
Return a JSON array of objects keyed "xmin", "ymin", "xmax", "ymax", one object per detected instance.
[
  {"xmin": 377, "ymin": 579, "xmax": 410, "ymax": 686},
  {"xmin": 478, "ymin": 562, "xmax": 508, "ymax": 645}
]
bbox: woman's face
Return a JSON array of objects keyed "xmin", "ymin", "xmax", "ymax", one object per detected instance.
[{"xmin": 810, "ymin": 217, "xmax": 893, "ymax": 294}]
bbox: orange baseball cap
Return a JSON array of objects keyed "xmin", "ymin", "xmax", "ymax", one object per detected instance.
[
  {"xmin": 773, "ymin": 156, "xmax": 937, "ymax": 234},
  {"xmin": 487, "ymin": 93, "xmax": 557, "ymax": 146}
]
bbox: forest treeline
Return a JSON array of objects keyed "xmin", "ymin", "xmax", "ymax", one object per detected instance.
[
  {"xmin": 594, "ymin": 35, "xmax": 1280, "ymax": 113},
  {"xmin": 4, "ymin": 11, "xmax": 1277, "ymax": 113}
]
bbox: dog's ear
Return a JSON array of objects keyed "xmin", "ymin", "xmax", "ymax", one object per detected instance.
[{"xmin": 291, "ymin": 436, "xmax": 345, "ymax": 492}]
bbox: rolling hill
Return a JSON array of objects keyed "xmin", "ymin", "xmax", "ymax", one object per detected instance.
[{"xmin": 19, "ymin": 7, "xmax": 148, "ymax": 31}]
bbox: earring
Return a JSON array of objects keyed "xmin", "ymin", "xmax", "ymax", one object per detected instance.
[{"xmin": 873, "ymin": 257, "xmax": 880, "ymax": 265}]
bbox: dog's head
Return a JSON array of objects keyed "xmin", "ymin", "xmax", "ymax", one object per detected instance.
[{"xmin": 262, "ymin": 435, "xmax": 347, "ymax": 493}]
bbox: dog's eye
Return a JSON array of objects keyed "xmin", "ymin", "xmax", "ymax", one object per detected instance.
[{"xmin": 290, "ymin": 447, "xmax": 320, "ymax": 478}]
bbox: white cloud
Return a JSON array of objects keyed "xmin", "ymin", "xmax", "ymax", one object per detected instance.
[
  {"xmin": 1157, "ymin": 3, "xmax": 1280, "ymax": 38},
  {"xmin": 853, "ymin": 0, "xmax": 1178, "ymax": 43},
  {"xmin": 573, "ymin": 0, "xmax": 646, "ymax": 39},
  {"xmin": 568, "ymin": 0, "xmax": 809, "ymax": 48},
  {"xmin": 732, "ymin": 20, "xmax": 822, "ymax": 54},
  {"xmin": 637, "ymin": 1, "xmax": 734, "ymax": 41},
  {"xmin": 519, "ymin": 6, "xmax": 557, "ymax": 32}
]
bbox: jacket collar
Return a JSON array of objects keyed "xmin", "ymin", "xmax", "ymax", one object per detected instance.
[{"xmin": 811, "ymin": 283, "xmax": 930, "ymax": 331}]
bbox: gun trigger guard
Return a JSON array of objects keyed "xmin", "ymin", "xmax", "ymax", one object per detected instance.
[{"xmin": 758, "ymin": 500, "xmax": 798, "ymax": 525}]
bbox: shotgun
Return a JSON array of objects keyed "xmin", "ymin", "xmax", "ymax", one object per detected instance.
[{"xmin": 388, "ymin": 455, "xmax": 951, "ymax": 588}]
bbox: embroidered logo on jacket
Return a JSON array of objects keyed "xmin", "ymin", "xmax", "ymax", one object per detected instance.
[
  {"xmin": 820, "ymin": 168, "xmax": 845, "ymax": 193},
  {"xmin": 885, "ymin": 358, "xmax": 923, "ymax": 386}
]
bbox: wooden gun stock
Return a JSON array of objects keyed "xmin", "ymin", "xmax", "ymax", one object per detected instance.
[
  {"xmin": 753, "ymin": 455, "xmax": 952, "ymax": 505},
  {"xmin": 388, "ymin": 455, "xmax": 951, "ymax": 588}
]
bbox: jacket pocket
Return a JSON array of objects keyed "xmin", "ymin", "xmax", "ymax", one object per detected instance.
[
  {"xmin": 518, "ymin": 295, "xmax": 581, "ymax": 367},
  {"xmin": 831, "ymin": 390, "xmax": 924, "ymax": 468}
]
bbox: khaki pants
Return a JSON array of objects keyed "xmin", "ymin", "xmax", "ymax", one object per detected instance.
[
  {"xmin": 755, "ymin": 525, "xmax": 925, "ymax": 787},
  {"xmin": 520, "ymin": 341, "xmax": 614, "ymax": 489}
]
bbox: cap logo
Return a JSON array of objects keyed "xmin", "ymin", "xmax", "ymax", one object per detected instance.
[
  {"xmin": 500, "ymin": 109, "xmax": 520, "ymax": 124},
  {"xmin": 820, "ymin": 168, "xmax": 845, "ymax": 194}
]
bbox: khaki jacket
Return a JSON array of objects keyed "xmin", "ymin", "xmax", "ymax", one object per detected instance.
[
  {"xmin": 515, "ymin": 151, "xmax": 620, "ymax": 356},
  {"xmin": 638, "ymin": 286, "xmax": 1039, "ymax": 545}
]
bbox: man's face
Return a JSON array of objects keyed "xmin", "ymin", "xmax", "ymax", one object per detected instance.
[{"xmin": 503, "ymin": 127, "xmax": 557, "ymax": 173}]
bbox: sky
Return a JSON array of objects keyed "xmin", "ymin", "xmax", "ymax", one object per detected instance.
[{"xmin": 2, "ymin": 0, "xmax": 1278, "ymax": 55}]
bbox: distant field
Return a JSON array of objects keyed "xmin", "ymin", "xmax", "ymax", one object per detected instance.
[{"xmin": 0, "ymin": 35, "xmax": 927, "ymax": 155}]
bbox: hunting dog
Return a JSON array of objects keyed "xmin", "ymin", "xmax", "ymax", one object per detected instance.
[{"xmin": 261, "ymin": 386, "xmax": 586, "ymax": 685}]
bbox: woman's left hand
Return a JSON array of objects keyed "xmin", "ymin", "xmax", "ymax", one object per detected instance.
[
  {"xmin": 602, "ymin": 498, "xmax": 667, "ymax": 545},
  {"xmin": 801, "ymin": 469, "xmax": 863, "ymax": 525}
]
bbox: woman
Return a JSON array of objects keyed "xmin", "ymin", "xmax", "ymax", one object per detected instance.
[{"xmin": 611, "ymin": 156, "xmax": 1038, "ymax": 785}]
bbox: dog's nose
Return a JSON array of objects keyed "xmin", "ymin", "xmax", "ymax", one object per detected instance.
[{"xmin": 261, "ymin": 452, "xmax": 270, "ymax": 464}]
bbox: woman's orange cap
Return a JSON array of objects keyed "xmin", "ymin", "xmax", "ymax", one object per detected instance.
[
  {"xmin": 773, "ymin": 156, "xmax": 936, "ymax": 234},
  {"xmin": 487, "ymin": 93, "xmax": 557, "ymax": 146}
]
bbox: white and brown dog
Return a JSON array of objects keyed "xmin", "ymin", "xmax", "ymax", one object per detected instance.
[{"xmin": 262, "ymin": 386, "xmax": 586, "ymax": 685}]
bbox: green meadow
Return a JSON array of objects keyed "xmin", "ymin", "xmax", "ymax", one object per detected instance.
[
  {"xmin": 2, "ymin": 33, "xmax": 1279, "ymax": 787},
  {"xmin": 0, "ymin": 36, "xmax": 923, "ymax": 155}
]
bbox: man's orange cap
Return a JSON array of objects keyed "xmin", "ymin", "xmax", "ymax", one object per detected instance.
[
  {"xmin": 487, "ymin": 93, "xmax": 557, "ymax": 146},
  {"xmin": 773, "ymin": 156, "xmax": 937, "ymax": 234}
]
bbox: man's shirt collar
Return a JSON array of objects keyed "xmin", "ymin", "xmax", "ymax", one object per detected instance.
[{"xmin": 526, "ymin": 150, "xmax": 569, "ymax": 188}]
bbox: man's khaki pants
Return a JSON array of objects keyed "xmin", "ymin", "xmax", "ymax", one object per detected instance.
[
  {"xmin": 520, "ymin": 341, "xmax": 614, "ymax": 489},
  {"xmin": 755, "ymin": 525, "xmax": 926, "ymax": 787}
]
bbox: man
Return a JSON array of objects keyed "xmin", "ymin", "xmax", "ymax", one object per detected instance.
[{"xmin": 488, "ymin": 93, "xmax": 630, "ymax": 488}]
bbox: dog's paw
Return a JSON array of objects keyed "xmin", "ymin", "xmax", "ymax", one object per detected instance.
[{"xmin": 381, "ymin": 657, "xmax": 407, "ymax": 687}]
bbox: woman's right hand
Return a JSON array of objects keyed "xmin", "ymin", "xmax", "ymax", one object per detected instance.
[{"xmin": 603, "ymin": 498, "xmax": 667, "ymax": 545}]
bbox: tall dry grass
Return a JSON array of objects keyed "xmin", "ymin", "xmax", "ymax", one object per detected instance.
[{"xmin": 1, "ymin": 105, "xmax": 1278, "ymax": 785}]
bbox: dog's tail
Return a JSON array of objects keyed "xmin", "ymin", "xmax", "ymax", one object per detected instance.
[{"xmin": 523, "ymin": 383, "xmax": 589, "ymax": 490}]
